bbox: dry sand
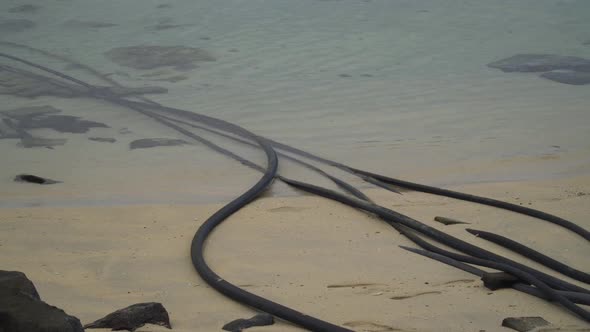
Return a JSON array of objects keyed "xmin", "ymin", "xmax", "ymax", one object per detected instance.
[{"xmin": 1, "ymin": 174, "xmax": 589, "ymax": 331}]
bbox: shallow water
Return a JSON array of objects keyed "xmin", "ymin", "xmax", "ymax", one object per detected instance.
[{"xmin": 1, "ymin": 0, "xmax": 590, "ymax": 207}]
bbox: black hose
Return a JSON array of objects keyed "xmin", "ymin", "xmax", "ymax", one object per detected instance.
[
  {"xmin": 466, "ymin": 228, "xmax": 590, "ymax": 284},
  {"xmin": 346, "ymin": 167, "xmax": 590, "ymax": 241},
  {"xmin": 398, "ymin": 246, "xmax": 590, "ymax": 321},
  {"xmin": 189, "ymin": 135, "xmax": 352, "ymax": 332},
  {"xmin": 281, "ymin": 178, "xmax": 590, "ymax": 295},
  {"xmin": 399, "ymin": 246, "xmax": 590, "ymax": 306}
]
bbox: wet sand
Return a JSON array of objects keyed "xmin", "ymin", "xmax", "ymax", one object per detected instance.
[{"xmin": 1, "ymin": 175, "xmax": 589, "ymax": 331}]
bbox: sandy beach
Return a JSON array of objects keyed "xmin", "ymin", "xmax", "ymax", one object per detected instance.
[
  {"xmin": 1, "ymin": 174, "xmax": 590, "ymax": 331},
  {"xmin": 1, "ymin": 0, "xmax": 590, "ymax": 331}
]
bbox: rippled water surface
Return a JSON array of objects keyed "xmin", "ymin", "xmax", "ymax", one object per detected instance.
[{"xmin": 1, "ymin": 0, "xmax": 590, "ymax": 206}]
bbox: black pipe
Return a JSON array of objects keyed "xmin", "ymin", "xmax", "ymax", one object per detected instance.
[
  {"xmin": 400, "ymin": 246, "xmax": 590, "ymax": 306},
  {"xmin": 466, "ymin": 228, "xmax": 590, "ymax": 284}
]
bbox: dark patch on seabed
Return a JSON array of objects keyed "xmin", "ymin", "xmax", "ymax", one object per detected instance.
[
  {"xmin": 487, "ymin": 54, "xmax": 590, "ymax": 85},
  {"xmin": 0, "ymin": 105, "xmax": 108, "ymax": 148}
]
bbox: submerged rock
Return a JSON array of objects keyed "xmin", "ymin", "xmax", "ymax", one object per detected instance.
[
  {"xmin": 21, "ymin": 115, "xmax": 109, "ymax": 133},
  {"xmin": 104, "ymin": 45, "xmax": 215, "ymax": 70},
  {"xmin": 84, "ymin": 302, "xmax": 171, "ymax": 331},
  {"xmin": 0, "ymin": 270, "xmax": 84, "ymax": 332},
  {"xmin": 540, "ymin": 70, "xmax": 590, "ymax": 85},
  {"xmin": 222, "ymin": 313, "xmax": 274, "ymax": 332},
  {"xmin": 14, "ymin": 174, "xmax": 61, "ymax": 185},
  {"xmin": 130, "ymin": 138, "xmax": 189, "ymax": 150},
  {"xmin": 487, "ymin": 54, "xmax": 590, "ymax": 73}
]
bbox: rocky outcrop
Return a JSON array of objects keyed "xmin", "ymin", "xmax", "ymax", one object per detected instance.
[{"xmin": 0, "ymin": 270, "xmax": 84, "ymax": 332}]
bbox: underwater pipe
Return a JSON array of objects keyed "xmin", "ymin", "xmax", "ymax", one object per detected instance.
[
  {"xmin": 466, "ymin": 228, "xmax": 590, "ymax": 284},
  {"xmin": 2, "ymin": 47, "xmax": 588, "ymax": 243},
  {"xmin": 3, "ymin": 48, "xmax": 589, "ymax": 242},
  {"xmin": 2, "ymin": 52, "xmax": 588, "ymax": 322}
]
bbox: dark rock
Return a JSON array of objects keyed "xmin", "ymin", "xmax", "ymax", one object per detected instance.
[
  {"xmin": 130, "ymin": 138, "xmax": 189, "ymax": 150},
  {"xmin": 8, "ymin": 4, "xmax": 40, "ymax": 13},
  {"xmin": 501, "ymin": 316, "xmax": 550, "ymax": 332},
  {"xmin": 487, "ymin": 54, "xmax": 590, "ymax": 73},
  {"xmin": 540, "ymin": 70, "xmax": 590, "ymax": 85},
  {"xmin": 84, "ymin": 302, "xmax": 171, "ymax": 331},
  {"xmin": 104, "ymin": 45, "xmax": 215, "ymax": 70},
  {"xmin": 222, "ymin": 313, "xmax": 275, "ymax": 332},
  {"xmin": 14, "ymin": 174, "xmax": 61, "ymax": 185},
  {"xmin": 89, "ymin": 137, "xmax": 117, "ymax": 143},
  {"xmin": 481, "ymin": 272, "xmax": 519, "ymax": 290},
  {"xmin": 0, "ymin": 270, "xmax": 84, "ymax": 332},
  {"xmin": 434, "ymin": 216, "xmax": 470, "ymax": 225},
  {"xmin": 0, "ymin": 270, "xmax": 40, "ymax": 300},
  {"xmin": 0, "ymin": 19, "xmax": 36, "ymax": 33}
]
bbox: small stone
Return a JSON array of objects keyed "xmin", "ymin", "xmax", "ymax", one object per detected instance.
[
  {"xmin": 222, "ymin": 313, "xmax": 274, "ymax": 332},
  {"xmin": 501, "ymin": 317, "xmax": 550, "ymax": 332},
  {"xmin": 14, "ymin": 174, "xmax": 61, "ymax": 185},
  {"xmin": 84, "ymin": 302, "xmax": 171, "ymax": 331},
  {"xmin": 434, "ymin": 216, "xmax": 470, "ymax": 225}
]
